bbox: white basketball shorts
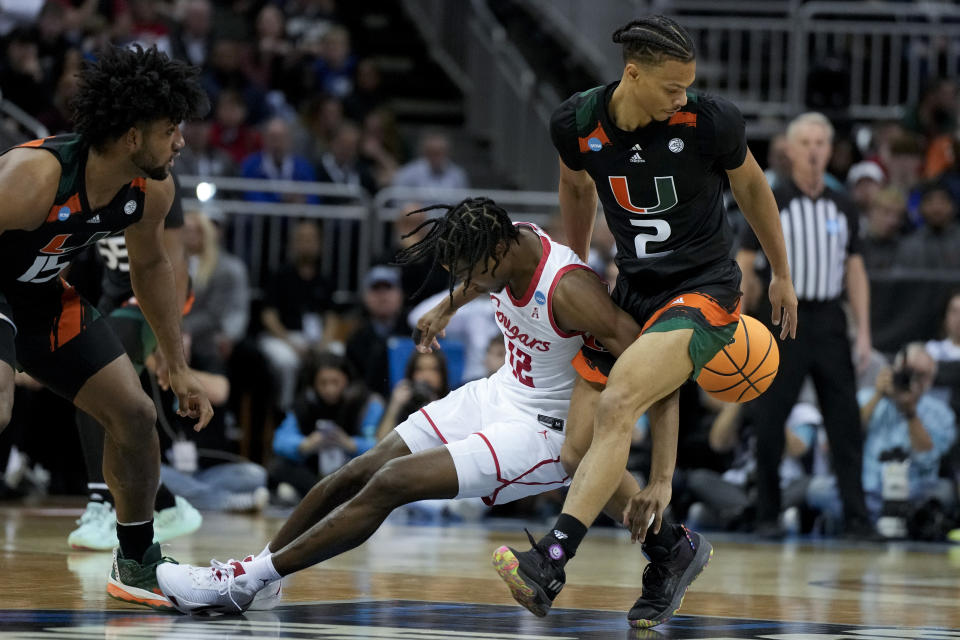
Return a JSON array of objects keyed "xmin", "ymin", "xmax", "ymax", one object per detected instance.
[{"xmin": 394, "ymin": 376, "xmax": 570, "ymax": 505}]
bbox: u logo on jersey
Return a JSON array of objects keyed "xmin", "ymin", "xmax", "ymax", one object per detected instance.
[
  {"xmin": 608, "ymin": 176, "xmax": 679, "ymax": 258},
  {"xmin": 18, "ymin": 231, "xmax": 112, "ymax": 283}
]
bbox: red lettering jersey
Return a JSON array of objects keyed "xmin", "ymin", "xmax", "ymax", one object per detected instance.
[{"xmin": 488, "ymin": 223, "xmax": 593, "ymax": 422}]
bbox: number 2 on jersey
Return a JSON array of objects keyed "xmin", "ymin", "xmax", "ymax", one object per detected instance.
[
  {"xmin": 507, "ymin": 341, "xmax": 535, "ymax": 388},
  {"xmin": 608, "ymin": 175, "xmax": 678, "ymax": 258}
]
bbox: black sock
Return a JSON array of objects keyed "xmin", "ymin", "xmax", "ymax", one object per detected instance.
[
  {"xmin": 538, "ymin": 513, "xmax": 588, "ymax": 566},
  {"xmin": 88, "ymin": 483, "xmax": 113, "ymax": 505},
  {"xmin": 117, "ymin": 520, "xmax": 154, "ymax": 561},
  {"xmin": 643, "ymin": 522, "xmax": 683, "ymax": 549},
  {"xmin": 154, "ymin": 484, "xmax": 176, "ymax": 511}
]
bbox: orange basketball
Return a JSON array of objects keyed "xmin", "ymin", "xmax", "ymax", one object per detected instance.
[{"xmin": 696, "ymin": 314, "xmax": 779, "ymax": 403}]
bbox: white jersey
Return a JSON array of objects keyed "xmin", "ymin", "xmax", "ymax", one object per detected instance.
[{"xmin": 488, "ymin": 223, "xmax": 592, "ymax": 424}]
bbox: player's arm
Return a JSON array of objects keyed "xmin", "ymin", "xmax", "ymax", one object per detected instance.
[
  {"xmin": 126, "ymin": 176, "xmax": 213, "ymax": 430},
  {"xmin": 413, "ymin": 281, "xmax": 485, "ymax": 352},
  {"xmin": 726, "ymin": 149, "xmax": 798, "ymax": 339},
  {"xmin": 845, "ymin": 253, "xmax": 872, "ymax": 373},
  {"xmin": 550, "ymin": 267, "xmax": 640, "ymax": 357},
  {"xmin": 558, "ymin": 159, "xmax": 598, "ymax": 261},
  {"xmin": 0, "ymin": 149, "xmax": 61, "ymax": 233}
]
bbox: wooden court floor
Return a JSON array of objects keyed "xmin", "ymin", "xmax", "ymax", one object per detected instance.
[{"xmin": 2, "ymin": 499, "xmax": 960, "ymax": 639}]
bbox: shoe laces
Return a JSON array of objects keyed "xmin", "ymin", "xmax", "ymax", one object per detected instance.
[
  {"xmin": 77, "ymin": 501, "xmax": 111, "ymax": 526},
  {"xmin": 523, "ymin": 529, "xmax": 556, "ymax": 572},
  {"xmin": 196, "ymin": 559, "xmax": 246, "ymax": 612},
  {"xmin": 640, "ymin": 544, "xmax": 680, "ymax": 603}
]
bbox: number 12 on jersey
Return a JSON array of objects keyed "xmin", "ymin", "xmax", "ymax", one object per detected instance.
[{"xmin": 507, "ymin": 341, "xmax": 535, "ymax": 388}]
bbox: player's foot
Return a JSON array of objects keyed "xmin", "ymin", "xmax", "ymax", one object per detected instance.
[
  {"xmin": 68, "ymin": 501, "xmax": 118, "ymax": 551},
  {"xmin": 627, "ymin": 525, "xmax": 712, "ymax": 629},
  {"xmin": 156, "ymin": 558, "xmax": 264, "ymax": 615},
  {"xmin": 107, "ymin": 543, "xmax": 177, "ymax": 611},
  {"xmin": 492, "ymin": 529, "xmax": 565, "ymax": 617},
  {"xmin": 154, "ymin": 496, "xmax": 203, "ymax": 543},
  {"xmin": 234, "ymin": 554, "xmax": 283, "ymax": 611}
]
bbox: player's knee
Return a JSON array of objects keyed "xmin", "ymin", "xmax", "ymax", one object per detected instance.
[
  {"xmin": 105, "ymin": 395, "xmax": 157, "ymax": 443},
  {"xmin": 596, "ymin": 385, "xmax": 638, "ymax": 435},
  {"xmin": 0, "ymin": 392, "xmax": 11, "ymax": 432},
  {"xmin": 365, "ymin": 460, "xmax": 418, "ymax": 506}
]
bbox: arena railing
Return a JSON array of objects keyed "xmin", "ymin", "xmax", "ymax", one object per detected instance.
[
  {"xmin": 177, "ymin": 175, "xmax": 370, "ymax": 298},
  {"xmin": 402, "ymin": 0, "xmax": 561, "ymax": 191}
]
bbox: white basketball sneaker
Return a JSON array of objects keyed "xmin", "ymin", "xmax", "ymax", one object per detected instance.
[
  {"xmin": 68, "ymin": 501, "xmax": 118, "ymax": 551},
  {"xmin": 154, "ymin": 496, "xmax": 203, "ymax": 543},
  {"xmin": 240, "ymin": 553, "xmax": 282, "ymax": 610},
  {"xmin": 156, "ymin": 559, "xmax": 264, "ymax": 614}
]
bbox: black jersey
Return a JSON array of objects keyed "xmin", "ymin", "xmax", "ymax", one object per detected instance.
[
  {"xmin": 95, "ymin": 171, "xmax": 184, "ymax": 310},
  {"xmin": 0, "ymin": 135, "xmax": 146, "ymax": 296},
  {"xmin": 551, "ymin": 83, "xmax": 747, "ymax": 296}
]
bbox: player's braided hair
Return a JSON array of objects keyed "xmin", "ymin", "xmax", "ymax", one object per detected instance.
[
  {"xmin": 612, "ymin": 16, "xmax": 696, "ymax": 66},
  {"xmin": 72, "ymin": 45, "xmax": 209, "ymax": 150},
  {"xmin": 393, "ymin": 197, "xmax": 520, "ymax": 299}
]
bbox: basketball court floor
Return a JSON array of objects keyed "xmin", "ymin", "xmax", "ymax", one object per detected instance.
[{"xmin": 2, "ymin": 500, "xmax": 959, "ymax": 639}]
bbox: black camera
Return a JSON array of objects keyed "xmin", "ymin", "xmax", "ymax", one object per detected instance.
[{"xmin": 892, "ymin": 367, "xmax": 914, "ymax": 392}]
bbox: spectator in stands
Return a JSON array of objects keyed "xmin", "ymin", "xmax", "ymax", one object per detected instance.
[
  {"xmin": 484, "ymin": 335, "xmax": 506, "ymax": 377},
  {"xmin": 377, "ymin": 203, "xmax": 447, "ymax": 309},
  {"xmin": 271, "ymin": 352, "xmax": 384, "ymax": 500},
  {"xmin": 847, "ymin": 160, "xmax": 886, "ymax": 212},
  {"xmin": 209, "ymin": 90, "xmax": 263, "ymax": 165},
  {"xmin": 886, "ymin": 134, "xmax": 925, "ymax": 196},
  {"xmin": 392, "ymin": 132, "xmax": 469, "ymax": 190},
  {"xmin": 927, "ymin": 292, "xmax": 960, "ymax": 417},
  {"xmin": 860, "ymin": 187, "xmax": 907, "ymax": 271},
  {"xmin": 313, "ymin": 25, "xmax": 355, "ymax": 98},
  {"xmin": 170, "ymin": 0, "xmax": 214, "ymax": 68},
  {"xmin": 315, "ymin": 121, "xmax": 377, "ymax": 194},
  {"xmin": 344, "ymin": 58, "xmax": 386, "ymax": 121},
  {"xmin": 376, "ymin": 350, "xmax": 450, "ymax": 440},
  {"xmin": 178, "ymin": 119, "xmax": 236, "ymax": 177},
  {"xmin": 904, "ymin": 78, "xmax": 958, "ymax": 141},
  {"xmin": 0, "ymin": 28, "xmax": 49, "ymax": 116},
  {"xmin": 259, "ymin": 220, "xmax": 336, "ymax": 410},
  {"xmin": 202, "ymin": 38, "xmax": 269, "ymax": 123},
  {"xmin": 345, "ymin": 265, "xmax": 408, "ymax": 398},
  {"xmin": 828, "ymin": 135, "xmax": 860, "ymax": 184},
  {"xmin": 298, "ymin": 95, "xmax": 344, "ymax": 161},
  {"xmin": 895, "ymin": 181, "xmax": 960, "ymax": 269},
  {"xmin": 250, "ymin": 4, "xmax": 292, "ymax": 91},
  {"xmin": 284, "ymin": 0, "xmax": 340, "ymax": 51},
  {"xmin": 37, "ymin": 69, "xmax": 79, "ymax": 135},
  {"xmin": 126, "ymin": 0, "xmax": 173, "ymax": 53},
  {"xmin": 360, "ymin": 108, "xmax": 403, "ymax": 189},
  {"xmin": 763, "ymin": 133, "xmax": 791, "ymax": 190},
  {"xmin": 857, "ymin": 344, "xmax": 956, "ymax": 515},
  {"xmin": 182, "ymin": 211, "xmax": 250, "ymax": 372},
  {"xmin": 241, "ymin": 117, "xmax": 319, "ymax": 203}
]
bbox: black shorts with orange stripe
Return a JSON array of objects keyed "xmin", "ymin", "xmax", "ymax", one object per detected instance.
[
  {"xmin": 1, "ymin": 279, "xmax": 124, "ymax": 399},
  {"xmin": 572, "ymin": 273, "xmax": 742, "ymax": 385}
]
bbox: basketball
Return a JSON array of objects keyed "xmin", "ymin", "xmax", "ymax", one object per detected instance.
[{"xmin": 696, "ymin": 315, "xmax": 779, "ymax": 403}]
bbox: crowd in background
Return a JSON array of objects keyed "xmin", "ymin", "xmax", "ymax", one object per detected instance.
[{"xmin": 2, "ymin": 0, "xmax": 960, "ymax": 540}]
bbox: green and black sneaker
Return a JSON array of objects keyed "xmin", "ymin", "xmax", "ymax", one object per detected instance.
[{"xmin": 107, "ymin": 543, "xmax": 177, "ymax": 611}]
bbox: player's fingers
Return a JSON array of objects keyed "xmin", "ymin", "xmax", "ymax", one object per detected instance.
[
  {"xmin": 652, "ymin": 510, "xmax": 663, "ymax": 536},
  {"xmin": 635, "ymin": 507, "xmax": 654, "ymax": 543},
  {"xmin": 770, "ymin": 303, "xmax": 782, "ymax": 327},
  {"xmin": 194, "ymin": 401, "xmax": 214, "ymax": 432}
]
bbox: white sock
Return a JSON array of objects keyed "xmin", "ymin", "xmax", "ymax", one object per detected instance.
[
  {"xmin": 258, "ymin": 543, "xmax": 272, "ymax": 559},
  {"xmin": 244, "ymin": 555, "xmax": 282, "ymax": 584}
]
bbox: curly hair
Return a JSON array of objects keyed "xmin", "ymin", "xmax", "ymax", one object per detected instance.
[
  {"xmin": 392, "ymin": 197, "xmax": 520, "ymax": 299},
  {"xmin": 612, "ymin": 16, "xmax": 696, "ymax": 66},
  {"xmin": 72, "ymin": 45, "xmax": 209, "ymax": 150}
]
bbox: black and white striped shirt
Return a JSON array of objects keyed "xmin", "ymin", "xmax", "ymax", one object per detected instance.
[{"xmin": 741, "ymin": 180, "xmax": 860, "ymax": 302}]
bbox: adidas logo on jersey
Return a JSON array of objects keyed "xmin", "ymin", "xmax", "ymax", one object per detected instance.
[
  {"xmin": 629, "ymin": 153, "xmax": 644, "ymax": 164},
  {"xmin": 631, "ymin": 144, "xmax": 642, "ymax": 151},
  {"xmin": 87, "ymin": 215, "xmax": 101, "ymax": 224}
]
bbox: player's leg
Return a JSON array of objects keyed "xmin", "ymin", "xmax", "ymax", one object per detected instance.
[
  {"xmin": 267, "ymin": 431, "xmax": 413, "ymax": 551},
  {"xmin": 0, "ymin": 297, "xmax": 16, "ymax": 430}
]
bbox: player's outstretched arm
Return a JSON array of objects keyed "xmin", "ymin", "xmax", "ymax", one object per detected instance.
[
  {"xmin": 413, "ymin": 281, "xmax": 485, "ymax": 352},
  {"xmin": 0, "ymin": 149, "xmax": 61, "ymax": 234},
  {"xmin": 126, "ymin": 176, "xmax": 213, "ymax": 430},
  {"xmin": 549, "ymin": 268, "xmax": 640, "ymax": 357},
  {"xmin": 727, "ymin": 149, "xmax": 798, "ymax": 339},
  {"xmin": 557, "ymin": 158, "xmax": 598, "ymax": 262}
]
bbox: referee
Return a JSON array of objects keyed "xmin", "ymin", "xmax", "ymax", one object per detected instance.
[{"xmin": 738, "ymin": 112, "xmax": 874, "ymax": 537}]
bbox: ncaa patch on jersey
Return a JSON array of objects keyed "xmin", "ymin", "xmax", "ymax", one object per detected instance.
[
  {"xmin": 534, "ymin": 291, "xmax": 546, "ymax": 305},
  {"xmin": 57, "ymin": 206, "xmax": 70, "ymax": 221},
  {"xmin": 587, "ymin": 137, "xmax": 603, "ymax": 152},
  {"xmin": 123, "ymin": 200, "xmax": 137, "ymax": 215},
  {"xmin": 668, "ymin": 138, "xmax": 684, "ymax": 153}
]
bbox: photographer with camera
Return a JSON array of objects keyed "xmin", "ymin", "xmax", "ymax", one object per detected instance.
[{"xmin": 858, "ymin": 344, "xmax": 956, "ymax": 519}]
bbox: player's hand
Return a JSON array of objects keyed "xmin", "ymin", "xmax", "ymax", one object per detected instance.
[
  {"xmin": 414, "ymin": 303, "xmax": 452, "ymax": 352},
  {"xmin": 768, "ymin": 275, "xmax": 798, "ymax": 340},
  {"xmin": 875, "ymin": 366, "xmax": 893, "ymax": 396},
  {"xmin": 168, "ymin": 369, "xmax": 215, "ymax": 432},
  {"xmin": 623, "ymin": 480, "xmax": 672, "ymax": 543}
]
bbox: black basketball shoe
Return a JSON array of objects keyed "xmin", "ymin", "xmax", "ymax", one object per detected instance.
[
  {"xmin": 492, "ymin": 530, "xmax": 565, "ymax": 617},
  {"xmin": 627, "ymin": 525, "xmax": 713, "ymax": 628}
]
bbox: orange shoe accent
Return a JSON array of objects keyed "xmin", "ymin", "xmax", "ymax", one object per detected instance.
[{"xmin": 106, "ymin": 582, "xmax": 175, "ymax": 611}]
